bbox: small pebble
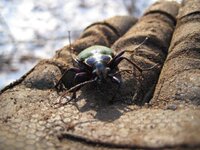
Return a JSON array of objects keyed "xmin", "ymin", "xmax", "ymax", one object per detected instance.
[{"xmin": 166, "ymin": 104, "xmax": 177, "ymax": 111}]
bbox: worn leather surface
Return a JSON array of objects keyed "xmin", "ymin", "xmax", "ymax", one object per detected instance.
[{"xmin": 0, "ymin": 1, "xmax": 200, "ymax": 150}]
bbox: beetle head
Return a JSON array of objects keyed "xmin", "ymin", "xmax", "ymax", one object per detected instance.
[{"xmin": 93, "ymin": 62, "xmax": 110, "ymax": 82}]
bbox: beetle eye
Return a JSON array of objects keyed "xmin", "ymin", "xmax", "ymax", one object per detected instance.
[
  {"xmin": 101, "ymin": 55, "xmax": 111, "ymax": 63},
  {"xmin": 85, "ymin": 57, "xmax": 96, "ymax": 66}
]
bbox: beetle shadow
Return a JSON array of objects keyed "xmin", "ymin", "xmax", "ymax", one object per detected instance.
[{"xmin": 75, "ymin": 74, "xmax": 142, "ymax": 122}]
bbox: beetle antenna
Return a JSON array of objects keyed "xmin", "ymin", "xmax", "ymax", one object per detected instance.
[
  {"xmin": 134, "ymin": 36, "xmax": 149, "ymax": 51},
  {"xmin": 123, "ymin": 36, "xmax": 149, "ymax": 54},
  {"xmin": 68, "ymin": 30, "xmax": 73, "ymax": 52},
  {"xmin": 127, "ymin": 36, "xmax": 149, "ymax": 61},
  {"xmin": 68, "ymin": 30, "xmax": 77, "ymax": 64}
]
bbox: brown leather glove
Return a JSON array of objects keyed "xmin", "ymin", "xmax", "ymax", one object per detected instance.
[{"xmin": 0, "ymin": 0, "xmax": 199, "ymax": 149}]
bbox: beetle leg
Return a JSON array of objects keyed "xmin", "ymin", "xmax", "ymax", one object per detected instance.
[
  {"xmin": 109, "ymin": 69, "xmax": 133, "ymax": 76},
  {"xmin": 69, "ymin": 72, "xmax": 89, "ymax": 99},
  {"xmin": 112, "ymin": 56, "xmax": 158, "ymax": 73},
  {"xmin": 74, "ymin": 72, "xmax": 89, "ymax": 85},
  {"xmin": 109, "ymin": 51, "xmax": 125, "ymax": 67},
  {"xmin": 55, "ymin": 67, "xmax": 82, "ymax": 91},
  {"xmin": 56, "ymin": 88, "xmax": 78, "ymax": 107},
  {"xmin": 109, "ymin": 75, "xmax": 121, "ymax": 86},
  {"xmin": 60, "ymin": 90, "xmax": 77, "ymax": 106},
  {"xmin": 58, "ymin": 78, "xmax": 97, "ymax": 106},
  {"xmin": 73, "ymin": 56, "xmax": 91, "ymax": 71},
  {"xmin": 58, "ymin": 72, "xmax": 89, "ymax": 105},
  {"xmin": 67, "ymin": 78, "xmax": 97, "ymax": 93},
  {"xmin": 109, "ymin": 37, "xmax": 149, "ymax": 67},
  {"xmin": 111, "ymin": 56, "xmax": 143, "ymax": 72},
  {"xmin": 111, "ymin": 36, "xmax": 158, "ymax": 72},
  {"xmin": 109, "ymin": 50, "xmax": 142, "ymax": 70},
  {"xmin": 108, "ymin": 75, "xmax": 121, "ymax": 101}
]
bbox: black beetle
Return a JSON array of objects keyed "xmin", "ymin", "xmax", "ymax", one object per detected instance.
[{"xmin": 55, "ymin": 37, "xmax": 154, "ymax": 103}]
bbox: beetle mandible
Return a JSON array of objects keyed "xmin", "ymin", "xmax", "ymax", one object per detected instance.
[{"xmin": 55, "ymin": 37, "xmax": 153, "ymax": 104}]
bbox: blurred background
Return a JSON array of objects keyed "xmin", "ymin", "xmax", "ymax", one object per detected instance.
[{"xmin": 0, "ymin": 0, "xmax": 180, "ymax": 89}]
